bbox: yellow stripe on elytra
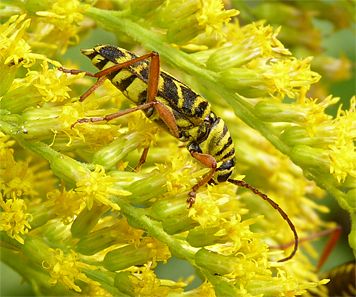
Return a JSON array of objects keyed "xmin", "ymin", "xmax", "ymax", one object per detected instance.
[{"xmin": 126, "ymin": 78, "xmax": 148, "ymax": 104}]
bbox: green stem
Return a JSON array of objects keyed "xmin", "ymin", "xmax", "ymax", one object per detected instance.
[
  {"xmin": 1, "ymin": 118, "xmax": 59, "ymax": 161},
  {"xmin": 111, "ymin": 195, "xmax": 198, "ymax": 262}
]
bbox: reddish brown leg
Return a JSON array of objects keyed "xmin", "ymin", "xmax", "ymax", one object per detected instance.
[
  {"xmin": 187, "ymin": 152, "xmax": 217, "ymax": 208},
  {"xmin": 316, "ymin": 226, "xmax": 342, "ymax": 272},
  {"xmin": 71, "ymin": 101, "xmax": 162, "ymax": 128},
  {"xmin": 59, "ymin": 67, "xmax": 96, "ymax": 77},
  {"xmin": 144, "ymin": 52, "xmax": 179, "ymax": 138},
  {"xmin": 59, "ymin": 67, "xmax": 106, "ymax": 102},
  {"xmin": 79, "ymin": 77, "xmax": 107, "ymax": 102},
  {"xmin": 134, "ymin": 147, "xmax": 150, "ymax": 172}
]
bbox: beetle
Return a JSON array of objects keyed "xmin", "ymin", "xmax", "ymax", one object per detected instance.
[{"xmin": 59, "ymin": 45, "xmax": 298, "ymax": 262}]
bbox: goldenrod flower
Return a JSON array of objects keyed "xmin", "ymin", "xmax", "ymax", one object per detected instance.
[
  {"xmin": 43, "ymin": 248, "xmax": 101, "ymax": 292},
  {"xmin": 0, "ymin": 148, "xmax": 35, "ymax": 199},
  {"xmin": 46, "ymin": 181, "xmax": 84, "ymax": 225},
  {"xmin": 34, "ymin": 0, "xmax": 90, "ymax": 53},
  {"xmin": 162, "ymin": 0, "xmax": 238, "ymax": 44},
  {"xmin": 1, "ymin": 15, "xmax": 38, "ymax": 68},
  {"xmin": 75, "ymin": 165, "xmax": 131, "ymax": 210},
  {"xmin": 196, "ymin": 0, "xmax": 239, "ymax": 37},
  {"xmin": 116, "ymin": 264, "xmax": 187, "ymax": 296},
  {"xmin": 264, "ymin": 57, "xmax": 321, "ymax": 100},
  {"xmin": 1, "ymin": 15, "xmax": 42, "ymax": 96},
  {"xmin": 0, "ymin": 193, "xmax": 32, "ymax": 244}
]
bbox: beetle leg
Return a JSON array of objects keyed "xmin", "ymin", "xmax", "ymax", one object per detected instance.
[
  {"xmin": 79, "ymin": 77, "xmax": 107, "ymax": 102},
  {"xmin": 59, "ymin": 67, "xmax": 107, "ymax": 102},
  {"xmin": 71, "ymin": 101, "xmax": 159, "ymax": 128},
  {"xmin": 58, "ymin": 67, "xmax": 96, "ymax": 77},
  {"xmin": 187, "ymin": 151, "xmax": 217, "ymax": 208},
  {"xmin": 134, "ymin": 147, "xmax": 150, "ymax": 172},
  {"xmin": 144, "ymin": 52, "xmax": 180, "ymax": 138}
]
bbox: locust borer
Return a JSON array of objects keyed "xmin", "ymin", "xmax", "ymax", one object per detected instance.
[{"xmin": 59, "ymin": 45, "xmax": 298, "ymax": 262}]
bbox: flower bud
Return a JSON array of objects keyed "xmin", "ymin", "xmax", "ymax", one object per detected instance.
[
  {"xmin": 150, "ymin": 193, "xmax": 187, "ymax": 220},
  {"xmin": 162, "ymin": 213, "xmax": 198, "ymax": 235},
  {"xmin": 207, "ymin": 41, "xmax": 262, "ymax": 72},
  {"xmin": 0, "ymin": 2, "xmax": 22, "ymax": 19},
  {"xmin": 114, "ymin": 271, "xmax": 136, "ymax": 295},
  {"xmin": 0, "ymin": 114, "xmax": 22, "ymax": 130},
  {"xmin": 49, "ymin": 155, "xmax": 84, "ymax": 185},
  {"xmin": 280, "ymin": 126, "xmax": 323, "ymax": 147},
  {"xmin": 166, "ymin": 15, "xmax": 204, "ymax": 45},
  {"xmin": 21, "ymin": 106, "xmax": 62, "ymax": 139},
  {"xmin": 28, "ymin": 203, "xmax": 57, "ymax": 229},
  {"xmin": 278, "ymin": 25, "xmax": 321, "ymax": 52},
  {"xmin": 195, "ymin": 248, "xmax": 237, "ymax": 275},
  {"xmin": 343, "ymin": 177, "xmax": 356, "ymax": 191},
  {"xmin": 21, "ymin": 236, "xmax": 52, "ymax": 264},
  {"xmin": 154, "ymin": 0, "xmax": 199, "ymax": 29},
  {"xmin": 93, "ymin": 133, "xmax": 141, "ymax": 170},
  {"xmin": 186, "ymin": 226, "xmax": 227, "ymax": 247},
  {"xmin": 41, "ymin": 220, "xmax": 71, "ymax": 244},
  {"xmin": 1, "ymin": 85, "xmax": 44, "ymax": 114},
  {"xmin": 93, "ymin": 137, "xmax": 130, "ymax": 170},
  {"xmin": 291, "ymin": 145, "xmax": 330, "ymax": 168},
  {"xmin": 124, "ymin": 173, "xmax": 167, "ymax": 204},
  {"xmin": 71, "ymin": 204, "xmax": 110, "ymax": 239},
  {"xmin": 345, "ymin": 189, "xmax": 356, "ymax": 209},
  {"xmin": 24, "ymin": 0, "xmax": 52, "ymax": 14},
  {"xmin": 75, "ymin": 226, "xmax": 124, "ymax": 255},
  {"xmin": 218, "ymin": 68, "xmax": 268, "ymax": 97},
  {"xmin": 103, "ymin": 245, "xmax": 151, "ymax": 271},
  {"xmin": 214, "ymin": 280, "xmax": 240, "ymax": 297},
  {"xmin": 130, "ymin": 0, "xmax": 165, "ymax": 17},
  {"xmin": 254, "ymin": 101, "xmax": 306, "ymax": 123},
  {"xmin": 312, "ymin": 54, "xmax": 352, "ymax": 82}
]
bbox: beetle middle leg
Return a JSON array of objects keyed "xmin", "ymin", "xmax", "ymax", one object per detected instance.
[{"xmin": 187, "ymin": 151, "xmax": 217, "ymax": 208}]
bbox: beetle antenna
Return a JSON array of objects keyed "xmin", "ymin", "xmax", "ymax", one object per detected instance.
[{"xmin": 228, "ymin": 178, "xmax": 298, "ymax": 262}]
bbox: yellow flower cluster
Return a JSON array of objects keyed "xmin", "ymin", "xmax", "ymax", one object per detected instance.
[
  {"xmin": 75, "ymin": 165, "xmax": 131, "ymax": 210},
  {"xmin": 124, "ymin": 264, "xmax": 188, "ymax": 296},
  {"xmin": 0, "ymin": 133, "xmax": 33, "ymax": 244},
  {"xmin": 196, "ymin": 0, "xmax": 239, "ymax": 37},
  {"xmin": 43, "ymin": 248, "xmax": 101, "ymax": 292},
  {"xmin": 31, "ymin": 0, "xmax": 90, "ymax": 54},
  {"xmin": 0, "ymin": 193, "xmax": 32, "ymax": 244}
]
